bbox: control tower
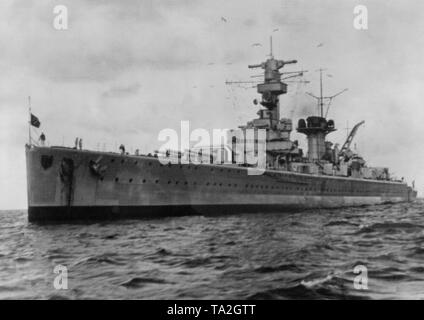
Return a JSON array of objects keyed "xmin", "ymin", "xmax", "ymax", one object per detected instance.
[
  {"xmin": 227, "ymin": 38, "xmax": 303, "ymax": 168},
  {"xmin": 247, "ymin": 40, "xmax": 297, "ymax": 130}
]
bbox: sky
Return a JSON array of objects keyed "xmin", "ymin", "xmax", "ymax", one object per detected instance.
[{"xmin": 1, "ymin": 0, "xmax": 424, "ymax": 209}]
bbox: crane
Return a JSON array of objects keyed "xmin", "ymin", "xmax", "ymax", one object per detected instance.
[{"xmin": 338, "ymin": 120, "xmax": 365, "ymax": 161}]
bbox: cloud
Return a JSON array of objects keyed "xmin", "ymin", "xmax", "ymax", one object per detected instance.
[
  {"xmin": 101, "ymin": 82, "xmax": 141, "ymax": 98},
  {"xmin": 0, "ymin": 0, "xmax": 213, "ymax": 83},
  {"xmin": 243, "ymin": 18, "xmax": 256, "ymax": 27}
]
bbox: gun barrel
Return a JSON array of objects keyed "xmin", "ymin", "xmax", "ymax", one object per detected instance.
[{"xmin": 284, "ymin": 60, "xmax": 298, "ymax": 65}]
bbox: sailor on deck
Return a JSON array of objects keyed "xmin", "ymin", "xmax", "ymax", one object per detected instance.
[
  {"xmin": 119, "ymin": 144, "xmax": 125, "ymax": 155},
  {"xmin": 39, "ymin": 132, "xmax": 46, "ymax": 146}
]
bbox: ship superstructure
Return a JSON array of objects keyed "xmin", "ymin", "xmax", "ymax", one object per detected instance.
[
  {"xmin": 226, "ymin": 46, "xmax": 388, "ymax": 181},
  {"xmin": 228, "ymin": 48, "xmax": 302, "ymax": 171},
  {"xmin": 25, "ymin": 45, "xmax": 417, "ymax": 221}
]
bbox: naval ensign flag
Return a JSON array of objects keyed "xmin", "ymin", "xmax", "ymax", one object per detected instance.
[{"xmin": 30, "ymin": 113, "xmax": 40, "ymax": 128}]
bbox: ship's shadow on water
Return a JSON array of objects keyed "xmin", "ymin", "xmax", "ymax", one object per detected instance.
[{"xmin": 1, "ymin": 200, "xmax": 424, "ymax": 299}]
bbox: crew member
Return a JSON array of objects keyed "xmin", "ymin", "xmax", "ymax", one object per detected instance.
[{"xmin": 39, "ymin": 132, "xmax": 46, "ymax": 146}]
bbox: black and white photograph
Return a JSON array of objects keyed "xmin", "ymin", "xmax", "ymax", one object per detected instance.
[{"xmin": 1, "ymin": 0, "xmax": 423, "ymax": 305}]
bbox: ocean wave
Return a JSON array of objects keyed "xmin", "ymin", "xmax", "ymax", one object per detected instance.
[
  {"xmin": 1, "ymin": 202, "xmax": 424, "ymax": 299},
  {"xmin": 71, "ymin": 254, "xmax": 126, "ymax": 267},
  {"xmin": 254, "ymin": 263, "xmax": 302, "ymax": 274},
  {"xmin": 300, "ymin": 274, "xmax": 334, "ymax": 288},
  {"xmin": 355, "ymin": 221, "xmax": 423, "ymax": 235},
  {"xmin": 248, "ymin": 280, "xmax": 369, "ymax": 300},
  {"xmin": 324, "ymin": 220, "xmax": 359, "ymax": 227},
  {"xmin": 120, "ymin": 277, "xmax": 169, "ymax": 289}
]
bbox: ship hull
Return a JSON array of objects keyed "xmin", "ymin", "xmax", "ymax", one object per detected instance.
[
  {"xmin": 26, "ymin": 146, "xmax": 416, "ymax": 222},
  {"xmin": 27, "ymin": 200, "xmax": 401, "ymax": 222}
]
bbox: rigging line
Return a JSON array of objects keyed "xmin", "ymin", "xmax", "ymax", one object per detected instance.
[
  {"xmin": 228, "ymin": 85, "xmax": 241, "ymax": 122},
  {"xmin": 324, "ymin": 99, "xmax": 333, "ymax": 118}
]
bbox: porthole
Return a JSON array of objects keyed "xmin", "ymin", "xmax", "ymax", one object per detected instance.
[
  {"xmin": 115, "ymin": 177, "xmax": 119, "ymax": 182},
  {"xmin": 129, "ymin": 178, "xmax": 133, "ymax": 183},
  {"xmin": 155, "ymin": 180, "xmax": 159, "ymax": 184},
  {"xmin": 111, "ymin": 159, "xmax": 115, "ymax": 163},
  {"xmin": 142, "ymin": 179, "xmax": 146, "ymax": 183},
  {"xmin": 121, "ymin": 159, "xmax": 125, "ymax": 164}
]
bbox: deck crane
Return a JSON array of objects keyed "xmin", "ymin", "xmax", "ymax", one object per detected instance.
[{"xmin": 338, "ymin": 120, "xmax": 365, "ymax": 161}]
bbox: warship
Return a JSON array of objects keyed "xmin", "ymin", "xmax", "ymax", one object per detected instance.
[{"xmin": 25, "ymin": 45, "xmax": 417, "ymax": 221}]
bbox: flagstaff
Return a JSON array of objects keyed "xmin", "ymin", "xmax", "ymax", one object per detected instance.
[
  {"xmin": 28, "ymin": 97, "xmax": 41, "ymax": 146},
  {"xmin": 28, "ymin": 96, "xmax": 31, "ymax": 146}
]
